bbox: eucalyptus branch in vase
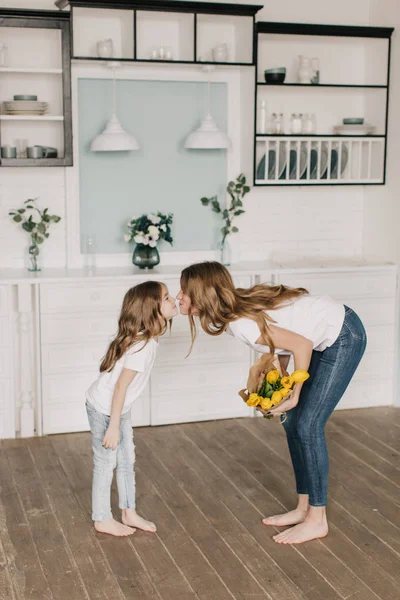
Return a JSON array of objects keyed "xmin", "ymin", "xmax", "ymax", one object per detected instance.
[
  {"xmin": 9, "ymin": 198, "xmax": 61, "ymax": 272},
  {"xmin": 201, "ymin": 173, "xmax": 250, "ymax": 265}
]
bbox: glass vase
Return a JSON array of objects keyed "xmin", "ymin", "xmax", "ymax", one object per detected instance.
[
  {"xmin": 220, "ymin": 237, "xmax": 232, "ymax": 266},
  {"xmin": 132, "ymin": 244, "xmax": 160, "ymax": 269},
  {"xmin": 28, "ymin": 247, "xmax": 40, "ymax": 272}
]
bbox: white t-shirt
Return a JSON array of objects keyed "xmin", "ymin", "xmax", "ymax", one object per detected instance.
[
  {"xmin": 226, "ymin": 295, "xmax": 345, "ymax": 354},
  {"xmin": 86, "ymin": 338, "xmax": 158, "ymax": 416}
]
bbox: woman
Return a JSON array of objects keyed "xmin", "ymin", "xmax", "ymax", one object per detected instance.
[{"xmin": 177, "ymin": 261, "xmax": 366, "ymax": 545}]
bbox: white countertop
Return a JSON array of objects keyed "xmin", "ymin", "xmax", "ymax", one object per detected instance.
[{"xmin": 0, "ymin": 258, "xmax": 396, "ymax": 285}]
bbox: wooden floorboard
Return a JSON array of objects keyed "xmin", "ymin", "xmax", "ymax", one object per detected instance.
[{"xmin": 1, "ymin": 408, "xmax": 399, "ymax": 600}]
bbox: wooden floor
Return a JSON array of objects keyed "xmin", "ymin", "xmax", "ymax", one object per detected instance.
[{"xmin": 1, "ymin": 408, "xmax": 400, "ymax": 600}]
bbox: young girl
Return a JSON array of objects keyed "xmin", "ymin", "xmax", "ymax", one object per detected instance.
[
  {"xmin": 177, "ymin": 261, "xmax": 367, "ymax": 545},
  {"xmin": 85, "ymin": 280, "xmax": 177, "ymax": 537}
]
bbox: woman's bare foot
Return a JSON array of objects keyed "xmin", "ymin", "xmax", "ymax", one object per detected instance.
[
  {"xmin": 94, "ymin": 518, "xmax": 136, "ymax": 537},
  {"xmin": 122, "ymin": 508, "xmax": 157, "ymax": 533},
  {"xmin": 273, "ymin": 518, "xmax": 328, "ymax": 544},
  {"xmin": 262, "ymin": 508, "xmax": 308, "ymax": 527}
]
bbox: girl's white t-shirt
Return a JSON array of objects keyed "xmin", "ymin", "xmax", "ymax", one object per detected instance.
[
  {"xmin": 86, "ymin": 338, "xmax": 158, "ymax": 416},
  {"xmin": 226, "ymin": 295, "xmax": 345, "ymax": 354}
]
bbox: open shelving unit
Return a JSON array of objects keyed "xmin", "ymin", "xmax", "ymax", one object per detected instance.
[
  {"xmin": 0, "ymin": 8, "xmax": 72, "ymax": 167},
  {"xmin": 55, "ymin": 0, "xmax": 262, "ymax": 67},
  {"xmin": 254, "ymin": 21, "xmax": 394, "ymax": 186}
]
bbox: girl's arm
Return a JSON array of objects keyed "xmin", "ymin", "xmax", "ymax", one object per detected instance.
[
  {"xmin": 103, "ymin": 368, "xmax": 137, "ymax": 450},
  {"xmin": 256, "ymin": 325, "xmax": 313, "ymax": 416}
]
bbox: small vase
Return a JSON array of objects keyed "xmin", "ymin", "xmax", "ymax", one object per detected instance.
[
  {"xmin": 28, "ymin": 248, "xmax": 40, "ymax": 272},
  {"xmin": 220, "ymin": 237, "xmax": 232, "ymax": 266},
  {"xmin": 132, "ymin": 244, "xmax": 160, "ymax": 269}
]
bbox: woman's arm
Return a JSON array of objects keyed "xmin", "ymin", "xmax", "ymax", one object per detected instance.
[
  {"xmin": 256, "ymin": 325, "xmax": 313, "ymax": 416},
  {"xmin": 103, "ymin": 368, "xmax": 137, "ymax": 450}
]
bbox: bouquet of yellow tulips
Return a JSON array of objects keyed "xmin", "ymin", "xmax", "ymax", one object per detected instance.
[
  {"xmin": 246, "ymin": 368, "xmax": 310, "ymax": 418},
  {"xmin": 238, "ymin": 353, "xmax": 309, "ymax": 420}
]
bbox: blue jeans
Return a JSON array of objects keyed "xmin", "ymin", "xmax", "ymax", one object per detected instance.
[
  {"xmin": 86, "ymin": 401, "xmax": 136, "ymax": 521},
  {"xmin": 282, "ymin": 306, "xmax": 367, "ymax": 507}
]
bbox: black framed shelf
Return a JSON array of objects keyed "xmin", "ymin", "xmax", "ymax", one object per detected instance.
[
  {"xmin": 256, "ymin": 134, "xmax": 385, "ymax": 138},
  {"xmin": 71, "ymin": 56, "xmax": 255, "ymax": 67},
  {"xmin": 0, "ymin": 8, "xmax": 73, "ymax": 167},
  {"xmin": 256, "ymin": 83, "xmax": 388, "ymax": 89},
  {"xmin": 56, "ymin": 0, "xmax": 262, "ymax": 65},
  {"xmin": 253, "ymin": 20, "xmax": 394, "ymax": 186}
]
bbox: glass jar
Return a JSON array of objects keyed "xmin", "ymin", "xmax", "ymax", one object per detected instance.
[{"xmin": 290, "ymin": 113, "xmax": 302, "ymax": 134}]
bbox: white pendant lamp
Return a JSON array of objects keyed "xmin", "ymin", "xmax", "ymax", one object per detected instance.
[
  {"xmin": 185, "ymin": 67, "xmax": 230, "ymax": 150},
  {"xmin": 91, "ymin": 62, "xmax": 140, "ymax": 152}
]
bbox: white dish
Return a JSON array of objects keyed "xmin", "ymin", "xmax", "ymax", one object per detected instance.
[{"xmin": 333, "ymin": 124, "xmax": 376, "ymax": 135}]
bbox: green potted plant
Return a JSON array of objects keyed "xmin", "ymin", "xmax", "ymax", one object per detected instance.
[
  {"xmin": 9, "ymin": 198, "xmax": 61, "ymax": 272},
  {"xmin": 200, "ymin": 173, "xmax": 250, "ymax": 265}
]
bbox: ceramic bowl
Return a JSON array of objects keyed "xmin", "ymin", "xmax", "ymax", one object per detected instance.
[
  {"xmin": 264, "ymin": 71, "xmax": 286, "ymax": 84},
  {"xmin": 343, "ymin": 117, "xmax": 364, "ymax": 125},
  {"xmin": 265, "ymin": 67, "xmax": 286, "ymax": 74}
]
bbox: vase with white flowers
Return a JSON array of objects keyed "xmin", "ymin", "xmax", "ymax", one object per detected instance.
[
  {"xmin": 9, "ymin": 198, "xmax": 61, "ymax": 272},
  {"xmin": 125, "ymin": 212, "xmax": 173, "ymax": 269}
]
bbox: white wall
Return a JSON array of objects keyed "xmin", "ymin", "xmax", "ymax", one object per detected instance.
[
  {"xmin": 363, "ymin": 0, "xmax": 400, "ymax": 263},
  {"xmin": 0, "ymin": 0, "xmax": 388, "ymax": 270}
]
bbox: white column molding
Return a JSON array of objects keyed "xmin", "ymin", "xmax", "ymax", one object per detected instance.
[{"xmin": 17, "ymin": 283, "xmax": 35, "ymax": 437}]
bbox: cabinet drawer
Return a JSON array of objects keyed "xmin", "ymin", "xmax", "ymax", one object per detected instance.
[
  {"xmin": 0, "ymin": 287, "xmax": 9, "ymax": 316},
  {"xmin": 41, "ymin": 373, "xmax": 150, "ymax": 434},
  {"xmin": 41, "ymin": 312, "xmax": 117, "ymax": 344},
  {"xmin": 277, "ymin": 271, "xmax": 397, "ymax": 300},
  {"xmin": 150, "ymin": 363, "xmax": 251, "ymax": 426},
  {"xmin": 151, "ymin": 361, "xmax": 250, "ymax": 395},
  {"xmin": 41, "ymin": 341, "xmax": 109, "ymax": 374},
  {"xmin": 157, "ymin": 333, "xmax": 251, "ymax": 366},
  {"xmin": 40, "ymin": 282, "xmax": 140, "ymax": 314}
]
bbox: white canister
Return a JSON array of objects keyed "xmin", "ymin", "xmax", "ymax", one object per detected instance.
[{"xmin": 97, "ymin": 39, "xmax": 114, "ymax": 59}]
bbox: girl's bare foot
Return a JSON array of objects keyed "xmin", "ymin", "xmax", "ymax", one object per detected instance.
[
  {"xmin": 122, "ymin": 508, "xmax": 157, "ymax": 533},
  {"xmin": 273, "ymin": 517, "xmax": 328, "ymax": 544},
  {"xmin": 262, "ymin": 508, "xmax": 308, "ymax": 527},
  {"xmin": 94, "ymin": 518, "xmax": 136, "ymax": 537}
]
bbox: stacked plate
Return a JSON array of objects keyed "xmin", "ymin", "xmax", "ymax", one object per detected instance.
[
  {"xmin": 2, "ymin": 100, "xmax": 48, "ymax": 116},
  {"xmin": 333, "ymin": 123, "xmax": 376, "ymax": 135}
]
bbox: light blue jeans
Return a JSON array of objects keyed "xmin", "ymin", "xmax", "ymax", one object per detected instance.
[{"xmin": 86, "ymin": 400, "xmax": 136, "ymax": 521}]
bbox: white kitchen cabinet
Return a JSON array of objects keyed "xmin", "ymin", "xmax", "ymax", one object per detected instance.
[
  {"xmin": 0, "ymin": 263, "xmax": 397, "ymax": 437},
  {"xmin": 274, "ymin": 268, "xmax": 398, "ymax": 409}
]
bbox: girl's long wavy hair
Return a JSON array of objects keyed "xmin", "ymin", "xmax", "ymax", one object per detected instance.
[
  {"xmin": 180, "ymin": 262, "xmax": 308, "ymax": 354},
  {"xmin": 100, "ymin": 281, "xmax": 168, "ymax": 372}
]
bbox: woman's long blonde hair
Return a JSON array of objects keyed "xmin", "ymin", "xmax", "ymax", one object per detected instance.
[
  {"xmin": 180, "ymin": 262, "xmax": 308, "ymax": 354},
  {"xmin": 100, "ymin": 281, "xmax": 167, "ymax": 372}
]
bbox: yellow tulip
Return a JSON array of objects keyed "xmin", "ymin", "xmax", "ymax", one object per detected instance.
[
  {"xmin": 291, "ymin": 370, "xmax": 310, "ymax": 383},
  {"xmin": 280, "ymin": 375, "xmax": 293, "ymax": 388},
  {"xmin": 266, "ymin": 369, "xmax": 280, "ymax": 384},
  {"xmin": 260, "ymin": 397, "xmax": 273, "ymax": 410},
  {"xmin": 271, "ymin": 390, "xmax": 283, "ymax": 404},
  {"xmin": 246, "ymin": 393, "xmax": 261, "ymax": 407},
  {"xmin": 280, "ymin": 387, "xmax": 291, "ymax": 398}
]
